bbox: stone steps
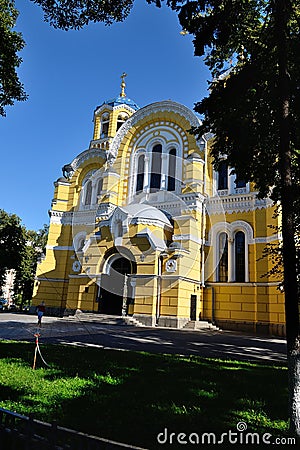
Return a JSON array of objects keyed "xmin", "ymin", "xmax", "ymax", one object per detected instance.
[
  {"xmin": 63, "ymin": 312, "xmax": 145, "ymax": 327},
  {"xmin": 182, "ymin": 320, "xmax": 220, "ymax": 331}
]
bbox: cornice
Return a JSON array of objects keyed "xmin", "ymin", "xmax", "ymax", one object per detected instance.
[
  {"xmin": 94, "ymin": 103, "xmax": 136, "ymax": 116},
  {"xmin": 206, "ymin": 194, "xmax": 274, "ymax": 215},
  {"xmin": 71, "ymin": 148, "xmax": 106, "ymax": 172}
]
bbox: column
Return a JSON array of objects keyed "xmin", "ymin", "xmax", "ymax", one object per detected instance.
[
  {"xmin": 161, "ymin": 153, "xmax": 168, "ymax": 190},
  {"xmin": 143, "ymin": 155, "xmax": 150, "ymax": 193},
  {"xmin": 228, "ymin": 237, "xmax": 235, "ymax": 282}
]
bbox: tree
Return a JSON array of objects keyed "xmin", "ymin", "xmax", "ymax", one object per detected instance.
[
  {"xmin": 14, "ymin": 224, "xmax": 49, "ymax": 307},
  {"xmin": 0, "ymin": 0, "xmax": 27, "ymax": 116},
  {"xmin": 0, "ymin": 209, "xmax": 25, "ymax": 288},
  {"xmin": 0, "ymin": 209, "xmax": 48, "ymax": 306},
  {"xmin": 170, "ymin": 0, "xmax": 300, "ymax": 437},
  {"xmin": 31, "ymin": 0, "xmax": 135, "ymax": 29}
]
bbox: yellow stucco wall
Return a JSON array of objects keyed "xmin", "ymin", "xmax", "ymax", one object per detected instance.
[{"xmin": 33, "ymin": 98, "xmax": 285, "ymax": 334}]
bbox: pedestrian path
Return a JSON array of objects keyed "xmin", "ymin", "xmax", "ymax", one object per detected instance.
[{"xmin": 0, "ymin": 312, "xmax": 287, "ymax": 362}]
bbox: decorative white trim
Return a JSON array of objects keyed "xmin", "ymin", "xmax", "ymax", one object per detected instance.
[
  {"xmin": 96, "ymin": 202, "xmax": 117, "ymax": 220},
  {"xmin": 68, "ymin": 148, "xmax": 106, "ymax": 173},
  {"xmin": 128, "ymin": 125, "xmax": 183, "ymax": 201},
  {"xmin": 94, "ymin": 103, "xmax": 136, "ymax": 116},
  {"xmin": 54, "ymin": 180, "xmax": 70, "ymax": 187},
  {"xmin": 73, "ymin": 231, "xmax": 87, "ymax": 252},
  {"xmin": 49, "ymin": 211, "xmax": 73, "ymax": 225},
  {"xmin": 46, "ymin": 245, "xmax": 74, "ymax": 251},
  {"xmin": 101, "ymin": 252, "xmax": 135, "ymax": 276},
  {"xmin": 72, "ymin": 210, "xmax": 97, "ymax": 226},
  {"xmin": 130, "ymin": 216, "xmax": 173, "ymax": 230},
  {"xmin": 108, "ymin": 100, "xmax": 201, "ymax": 166},
  {"xmin": 72, "ymin": 261, "xmax": 81, "ymax": 272},
  {"xmin": 35, "ymin": 277, "xmax": 69, "ymax": 282},
  {"xmin": 173, "ymin": 234, "xmax": 202, "ymax": 245},
  {"xmin": 206, "ymin": 193, "xmax": 274, "ymax": 215},
  {"xmin": 254, "ymin": 234, "xmax": 282, "ymax": 243},
  {"xmin": 166, "ymin": 259, "xmax": 177, "ymax": 272},
  {"xmin": 207, "ymin": 220, "xmax": 254, "ymax": 246},
  {"xmin": 208, "ymin": 220, "xmax": 253, "ymax": 283}
]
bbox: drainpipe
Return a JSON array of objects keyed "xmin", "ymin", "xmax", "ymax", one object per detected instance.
[
  {"xmin": 201, "ymin": 135, "xmax": 208, "ymax": 287},
  {"xmin": 200, "ymin": 136, "xmax": 208, "ymax": 320},
  {"xmin": 156, "ymin": 254, "xmax": 163, "ymax": 325}
]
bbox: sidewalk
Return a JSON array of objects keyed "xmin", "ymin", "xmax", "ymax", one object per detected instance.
[{"xmin": 0, "ymin": 312, "xmax": 287, "ymax": 362}]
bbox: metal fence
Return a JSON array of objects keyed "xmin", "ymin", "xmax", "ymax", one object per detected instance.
[{"xmin": 0, "ymin": 407, "xmax": 145, "ymax": 449}]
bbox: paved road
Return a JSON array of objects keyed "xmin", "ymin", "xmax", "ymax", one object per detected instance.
[{"xmin": 0, "ymin": 312, "xmax": 287, "ymax": 362}]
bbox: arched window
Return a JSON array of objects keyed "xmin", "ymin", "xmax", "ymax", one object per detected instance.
[
  {"xmin": 97, "ymin": 178, "xmax": 103, "ymax": 197},
  {"xmin": 150, "ymin": 144, "xmax": 162, "ymax": 192},
  {"xmin": 116, "ymin": 220, "xmax": 123, "ymax": 238},
  {"xmin": 84, "ymin": 181, "xmax": 92, "ymax": 205},
  {"xmin": 116, "ymin": 113, "xmax": 128, "ymax": 131},
  {"xmin": 101, "ymin": 113, "xmax": 109, "ymax": 138},
  {"xmin": 168, "ymin": 148, "xmax": 176, "ymax": 191},
  {"xmin": 218, "ymin": 161, "xmax": 228, "ymax": 190},
  {"xmin": 77, "ymin": 238, "xmax": 85, "ymax": 252},
  {"xmin": 218, "ymin": 233, "xmax": 228, "ymax": 282},
  {"xmin": 136, "ymin": 154, "xmax": 145, "ymax": 193},
  {"xmin": 235, "ymin": 231, "xmax": 245, "ymax": 282}
]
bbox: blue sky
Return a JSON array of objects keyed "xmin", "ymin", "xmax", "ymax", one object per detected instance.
[{"xmin": 0, "ymin": 0, "xmax": 210, "ymax": 231}]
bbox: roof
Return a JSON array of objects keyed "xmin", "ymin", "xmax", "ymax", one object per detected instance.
[
  {"xmin": 99, "ymin": 96, "xmax": 140, "ymax": 111},
  {"xmin": 119, "ymin": 204, "xmax": 172, "ymax": 228}
]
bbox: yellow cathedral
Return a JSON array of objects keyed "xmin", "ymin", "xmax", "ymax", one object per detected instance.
[{"xmin": 33, "ymin": 75, "xmax": 285, "ymax": 336}]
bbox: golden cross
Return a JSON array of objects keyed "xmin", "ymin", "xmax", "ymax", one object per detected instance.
[{"xmin": 120, "ymin": 72, "xmax": 127, "ymax": 98}]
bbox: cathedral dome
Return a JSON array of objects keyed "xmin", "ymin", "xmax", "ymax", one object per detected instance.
[{"xmin": 100, "ymin": 95, "xmax": 139, "ymax": 111}]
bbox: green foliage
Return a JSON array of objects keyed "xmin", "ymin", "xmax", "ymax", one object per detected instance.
[
  {"xmin": 31, "ymin": 0, "xmax": 135, "ymax": 29},
  {"xmin": 0, "ymin": 342, "xmax": 289, "ymax": 447},
  {"xmin": 0, "ymin": 209, "xmax": 25, "ymax": 288},
  {"xmin": 0, "ymin": 0, "xmax": 27, "ymax": 116},
  {"xmin": 0, "ymin": 209, "xmax": 48, "ymax": 304},
  {"xmin": 169, "ymin": 1, "xmax": 300, "ymax": 201},
  {"xmin": 14, "ymin": 224, "xmax": 49, "ymax": 305}
]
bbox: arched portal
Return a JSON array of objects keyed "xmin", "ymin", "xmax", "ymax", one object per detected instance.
[{"xmin": 98, "ymin": 255, "xmax": 134, "ymax": 315}]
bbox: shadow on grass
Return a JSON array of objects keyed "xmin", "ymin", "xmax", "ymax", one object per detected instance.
[{"xmin": 0, "ymin": 341, "xmax": 289, "ymax": 448}]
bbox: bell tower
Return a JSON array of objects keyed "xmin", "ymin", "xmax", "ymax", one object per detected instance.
[{"xmin": 90, "ymin": 73, "xmax": 139, "ymax": 152}]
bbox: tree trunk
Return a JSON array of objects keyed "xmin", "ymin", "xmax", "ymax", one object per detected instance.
[{"xmin": 275, "ymin": 0, "xmax": 300, "ymax": 438}]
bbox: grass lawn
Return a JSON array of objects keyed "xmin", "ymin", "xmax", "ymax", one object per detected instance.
[{"xmin": 0, "ymin": 341, "xmax": 289, "ymax": 448}]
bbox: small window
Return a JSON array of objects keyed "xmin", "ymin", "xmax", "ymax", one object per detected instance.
[
  {"xmin": 101, "ymin": 113, "xmax": 110, "ymax": 138},
  {"xmin": 116, "ymin": 113, "xmax": 128, "ymax": 131},
  {"xmin": 235, "ymin": 231, "xmax": 245, "ymax": 282},
  {"xmin": 168, "ymin": 148, "xmax": 176, "ymax": 191},
  {"xmin": 116, "ymin": 220, "xmax": 123, "ymax": 238},
  {"xmin": 218, "ymin": 161, "xmax": 228, "ymax": 190},
  {"xmin": 218, "ymin": 232, "xmax": 228, "ymax": 282},
  {"xmin": 77, "ymin": 238, "xmax": 85, "ymax": 252},
  {"xmin": 84, "ymin": 181, "xmax": 92, "ymax": 205},
  {"xmin": 150, "ymin": 144, "xmax": 162, "ymax": 192},
  {"xmin": 97, "ymin": 178, "xmax": 103, "ymax": 196},
  {"xmin": 136, "ymin": 155, "xmax": 145, "ymax": 193}
]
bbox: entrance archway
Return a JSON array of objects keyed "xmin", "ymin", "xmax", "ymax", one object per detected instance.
[{"xmin": 98, "ymin": 255, "xmax": 133, "ymax": 315}]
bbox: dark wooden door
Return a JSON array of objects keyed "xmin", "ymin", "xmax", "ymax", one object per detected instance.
[{"xmin": 190, "ymin": 295, "xmax": 197, "ymax": 321}]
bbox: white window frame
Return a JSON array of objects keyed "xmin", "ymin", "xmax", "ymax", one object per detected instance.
[
  {"xmin": 210, "ymin": 221, "xmax": 252, "ymax": 282},
  {"xmin": 129, "ymin": 138, "xmax": 182, "ymax": 201}
]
